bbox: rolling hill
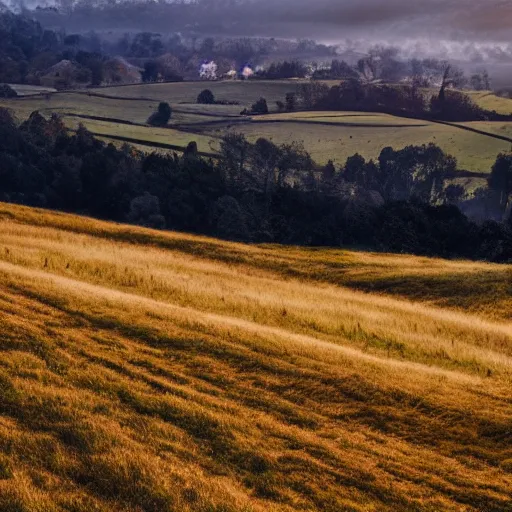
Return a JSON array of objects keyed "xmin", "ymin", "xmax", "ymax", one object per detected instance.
[
  {"xmin": 217, "ymin": 112, "xmax": 512, "ymax": 171},
  {"xmin": 2, "ymin": 82, "xmax": 511, "ymax": 174},
  {"xmin": 466, "ymin": 91, "xmax": 512, "ymax": 116},
  {"xmin": 0, "ymin": 203, "xmax": 511, "ymax": 511},
  {"xmin": 89, "ymin": 80, "xmax": 310, "ymax": 107}
]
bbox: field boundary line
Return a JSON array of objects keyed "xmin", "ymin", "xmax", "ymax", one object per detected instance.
[
  {"xmin": 68, "ymin": 129, "xmax": 217, "ymax": 157},
  {"xmin": 251, "ymin": 119, "xmax": 430, "ymax": 128},
  {"xmin": 431, "ymin": 119, "xmax": 512, "ymax": 144},
  {"xmin": 64, "ymin": 112, "xmax": 223, "ymax": 142},
  {"xmin": 254, "ymin": 110, "xmax": 512, "ymax": 143}
]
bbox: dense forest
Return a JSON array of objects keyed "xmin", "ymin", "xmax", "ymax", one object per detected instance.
[{"xmin": 1, "ymin": 107, "xmax": 511, "ymax": 262}]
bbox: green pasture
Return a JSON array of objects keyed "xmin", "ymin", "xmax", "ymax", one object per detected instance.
[
  {"xmin": 0, "ymin": 93, "xmax": 157, "ymax": 123},
  {"xmin": 7, "ymin": 83, "xmax": 57, "ymax": 96},
  {"xmin": 457, "ymin": 121, "xmax": 512, "ymax": 140},
  {"xmin": 90, "ymin": 79, "xmax": 303, "ymax": 106},
  {"xmin": 1, "ymin": 81, "xmax": 511, "ymax": 176},
  {"xmin": 0, "ymin": 92, "xmax": 236, "ymax": 126},
  {"xmin": 466, "ymin": 91, "xmax": 512, "ymax": 115},
  {"xmin": 256, "ymin": 111, "xmax": 428, "ymax": 126},
  {"xmin": 211, "ymin": 119, "xmax": 511, "ymax": 172},
  {"xmin": 65, "ymin": 117, "xmax": 216, "ymax": 154}
]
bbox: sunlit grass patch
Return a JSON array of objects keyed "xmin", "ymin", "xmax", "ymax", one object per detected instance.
[{"xmin": 0, "ymin": 202, "xmax": 510, "ymax": 511}]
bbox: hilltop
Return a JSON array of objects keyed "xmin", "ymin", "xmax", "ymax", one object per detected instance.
[{"xmin": 0, "ymin": 203, "xmax": 511, "ymax": 511}]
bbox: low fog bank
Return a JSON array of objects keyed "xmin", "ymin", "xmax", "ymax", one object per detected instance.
[{"xmin": 3, "ymin": 0, "xmax": 512, "ymax": 87}]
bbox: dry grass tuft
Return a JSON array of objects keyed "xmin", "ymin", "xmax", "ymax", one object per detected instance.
[{"xmin": 0, "ymin": 202, "xmax": 511, "ymax": 511}]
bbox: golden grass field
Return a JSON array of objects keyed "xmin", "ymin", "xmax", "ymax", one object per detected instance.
[{"xmin": 0, "ymin": 202, "xmax": 511, "ymax": 511}]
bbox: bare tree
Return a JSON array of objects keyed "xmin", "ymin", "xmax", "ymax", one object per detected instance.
[{"xmin": 438, "ymin": 62, "xmax": 467, "ymax": 101}]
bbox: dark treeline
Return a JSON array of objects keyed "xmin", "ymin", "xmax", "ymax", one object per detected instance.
[
  {"xmin": 0, "ymin": 11, "xmax": 108, "ymax": 87},
  {"xmin": 286, "ymin": 80, "xmax": 512, "ymax": 122},
  {"xmin": 1, "ymin": 107, "xmax": 511, "ymax": 262},
  {"xmin": 256, "ymin": 61, "xmax": 309, "ymax": 80}
]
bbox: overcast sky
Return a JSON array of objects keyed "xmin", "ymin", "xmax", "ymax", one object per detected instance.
[
  {"xmin": 6, "ymin": 0, "xmax": 512, "ymax": 44},
  {"xmin": 260, "ymin": 0, "xmax": 512, "ymax": 44}
]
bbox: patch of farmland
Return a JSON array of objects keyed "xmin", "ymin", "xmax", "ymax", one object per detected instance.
[
  {"xmin": 7, "ymin": 83, "xmax": 57, "ymax": 96},
  {"xmin": 466, "ymin": 91, "xmax": 512, "ymax": 115},
  {"xmin": 255, "ymin": 111, "xmax": 429, "ymax": 126},
  {"xmin": 0, "ymin": 92, "xmax": 239, "ymax": 130},
  {"xmin": 456, "ymin": 121, "xmax": 512, "ymax": 140},
  {"xmin": 65, "ymin": 117, "xmax": 216, "ymax": 154},
  {"xmin": 91, "ymin": 80, "xmax": 304, "ymax": 107},
  {"xmin": 215, "ymin": 120, "xmax": 510, "ymax": 172}
]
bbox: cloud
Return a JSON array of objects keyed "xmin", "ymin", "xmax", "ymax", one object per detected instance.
[
  {"xmin": 239, "ymin": 0, "xmax": 512, "ymax": 85},
  {"xmin": 259, "ymin": 0, "xmax": 512, "ymax": 43},
  {"xmin": 12, "ymin": 0, "xmax": 512, "ymax": 44}
]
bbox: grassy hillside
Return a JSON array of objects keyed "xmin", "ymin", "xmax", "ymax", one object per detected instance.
[
  {"xmin": 0, "ymin": 92, "xmax": 238, "ymax": 126},
  {"xmin": 7, "ymin": 84, "xmax": 57, "ymax": 96},
  {"xmin": 467, "ymin": 91, "xmax": 512, "ymax": 115},
  {"xmin": 254, "ymin": 111, "xmax": 428, "ymax": 126},
  {"xmin": 0, "ymin": 203, "xmax": 511, "ymax": 512},
  {"xmin": 64, "ymin": 117, "xmax": 217, "ymax": 155},
  {"xmin": 89, "ymin": 80, "xmax": 306, "ymax": 106},
  {"xmin": 220, "ymin": 115, "xmax": 511, "ymax": 171},
  {"xmin": 2, "ymin": 87, "xmax": 510, "ymax": 173}
]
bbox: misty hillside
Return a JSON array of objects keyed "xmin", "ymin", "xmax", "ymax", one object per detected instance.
[{"xmin": 2, "ymin": 0, "xmax": 503, "ymax": 88}]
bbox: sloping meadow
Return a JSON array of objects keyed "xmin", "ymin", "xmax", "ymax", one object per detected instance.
[{"xmin": 0, "ymin": 203, "xmax": 510, "ymax": 511}]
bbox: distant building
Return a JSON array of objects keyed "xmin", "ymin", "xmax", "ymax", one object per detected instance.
[
  {"xmin": 40, "ymin": 60, "xmax": 86, "ymax": 90},
  {"xmin": 103, "ymin": 57, "xmax": 143, "ymax": 85}
]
